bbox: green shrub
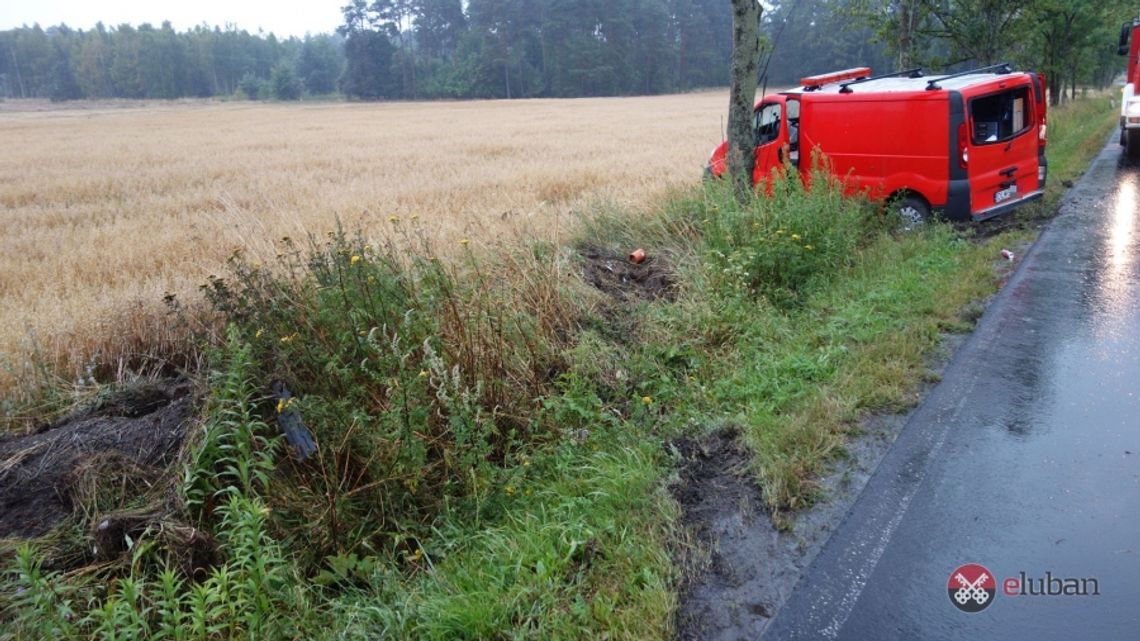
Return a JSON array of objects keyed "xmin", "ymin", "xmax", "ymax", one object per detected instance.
[
  {"xmin": 201, "ymin": 228, "xmax": 571, "ymax": 568},
  {"xmin": 697, "ymin": 167, "xmax": 879, "ymax": 305}
]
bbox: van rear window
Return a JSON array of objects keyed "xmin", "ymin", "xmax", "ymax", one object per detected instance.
[{"xmin": 970, "ymin": 88, "xmax": 1031, "ymax": 144}]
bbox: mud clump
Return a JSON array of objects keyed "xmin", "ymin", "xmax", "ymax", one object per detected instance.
[
  {"xmin": 0, "ymin": 380, "xmax": 193, "ymax": 538},
  {"xmin": 580, "ymin": 246, "xmax": 676, "ymax": 303}
]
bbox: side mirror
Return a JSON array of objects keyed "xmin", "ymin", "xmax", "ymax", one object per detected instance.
[
  {"xmin": 1120, "ymin": 45, "xmax": 1130, "ymax": 57},
  {"xmin": 1120, "ymin": 24, "xmax": 1131, "ymax": 55}
]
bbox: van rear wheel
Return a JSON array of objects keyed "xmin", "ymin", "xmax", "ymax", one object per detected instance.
[
  {"xmin": 896, "ymin": 195, "xmax": 930, "ymax": 230},
  {"xmin": 1127, "ymin": 129, "xmax": 1140, "ymax": 161}
]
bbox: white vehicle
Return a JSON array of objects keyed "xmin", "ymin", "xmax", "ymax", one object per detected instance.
[{"xmin": 1118, "ymin": 19, "xmax": 1140, "ymax": 159}]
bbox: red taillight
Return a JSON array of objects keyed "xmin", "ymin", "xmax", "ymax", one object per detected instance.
[
  {"xmin": 958, "ymin": 123, "xmax": 968, "ymax": 169},
  {"xmin": 1039, "ymin": 117, "xmax": 1047, "ymax": 147}
]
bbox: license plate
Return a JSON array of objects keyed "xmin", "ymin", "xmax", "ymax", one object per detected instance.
[{"xmin": 994, "ymin": 184, "xmax": 1018, "ymax": 203}]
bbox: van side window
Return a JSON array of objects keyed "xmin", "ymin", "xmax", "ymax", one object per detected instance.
[
  {"xmin": 753, "ymin": 103, "xmax": 782, "ymax": 146},
  {"xmin": 970, "ymin": 87, "xmax": 1031, "ymax": 144}
]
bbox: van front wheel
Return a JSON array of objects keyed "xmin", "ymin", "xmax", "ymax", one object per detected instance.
[{"xmin": 896, "ymin": 195, "xmax": 930, "ymax": 230}]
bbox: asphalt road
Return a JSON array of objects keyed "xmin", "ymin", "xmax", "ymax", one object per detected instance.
[{"xmin": 763, "ymin": 137, "xmax": 1140, "ymax": 640}]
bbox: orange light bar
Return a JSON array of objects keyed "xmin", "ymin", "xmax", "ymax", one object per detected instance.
[{"xmin": 800, "ymin": 67, "xmax": 872, "ymax": 89}]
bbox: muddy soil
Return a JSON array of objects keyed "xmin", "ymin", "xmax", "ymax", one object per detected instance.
[
  {"xmin": 0, "ymin": 380, "xmax": 193, "ymax": 538},
  {"xmin": 671, "ymin": 335, "xmax": 966, "ymax": 641},
  {"xmin": 580, "ymin": 246, "xmax": 677, "ymax": 303}
]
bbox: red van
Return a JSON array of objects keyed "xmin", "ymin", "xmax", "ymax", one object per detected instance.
[{"xmin": 708, "ymin": 64, "xmax": 1049, "ymax": 224}]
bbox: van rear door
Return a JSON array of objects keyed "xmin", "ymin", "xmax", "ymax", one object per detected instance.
[
  {"xmin": 966, "ymin": 81, "xmax": 1040, "ymax": 219},
  {"xmin": 1031, "ymin": 72, "xmax": 1048, "ymax": 189}
]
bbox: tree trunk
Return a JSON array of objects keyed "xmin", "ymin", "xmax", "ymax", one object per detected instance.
[
  {"xmin": 1069, "ymin": 59, "xmax": 1077, "ymax": 102},
  {"xmin": 898, "ymin": 0, "xmax": 915, "ymax": 69},
  {"xmin": 728, "ymin": 0, "xmax": 762, "ymax": 202},
  {"xmin": 9, "ymin": 43, "xmax": 27, "ymax": 98}
]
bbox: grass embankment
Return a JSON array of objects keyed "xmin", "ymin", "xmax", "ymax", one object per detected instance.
[
  {"xmin": 1034, "ymin": 92, "xmax": 1120, "ymax": 214},
  {"xmin": 1, "ymin": 95, "xmax": 1118, "ymax": 640}
]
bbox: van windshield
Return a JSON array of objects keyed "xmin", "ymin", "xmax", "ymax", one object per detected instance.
[{"xmin": 970, "ymin": 87, "xmax": 1031, "ymax": 144}]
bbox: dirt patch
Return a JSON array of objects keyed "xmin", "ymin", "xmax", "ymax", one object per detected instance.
[
  {"xmin": 671, "ymin": 429, "xmax": 781, "ymax": 641},
  {"xmin": 670, "ymin": 335, "xmax": 969, "ymax": 640},
  {"xmin": 580, "ymin": 246, "xmax": 677, "ymax": 303},
  {"xmin": 670, "ymin": 423, "xmax": 912, "ymax": 641},
  {"xmin": 954, "ymin": 214, "xmax": 1049, "ymax": 242},
  {"xmin": 0, "ymin": 380, "xmax": 193, "ymax": 538}
]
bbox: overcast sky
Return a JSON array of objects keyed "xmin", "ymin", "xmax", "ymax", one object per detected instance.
[{"xmin": 0, "ymin": 1, "xmax": 344, "ymax": 38}]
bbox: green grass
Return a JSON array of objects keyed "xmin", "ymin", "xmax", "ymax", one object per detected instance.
[{"xmin": 0, "ymin": 94, "xmax": 1118, "ymax": 641}]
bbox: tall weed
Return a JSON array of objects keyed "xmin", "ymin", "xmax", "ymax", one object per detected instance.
[
  {"xmin": 200, "ymin": 227, "xmax": 573, "ymax": 566},
  {"xmin": 697, "ymin": 168, "xmax": 879, "ymax": 305}
]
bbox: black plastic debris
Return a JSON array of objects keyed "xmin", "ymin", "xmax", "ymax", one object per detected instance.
[{"xmin": 270, "ymin": 381, "xmax": 317, "ymax": 460}]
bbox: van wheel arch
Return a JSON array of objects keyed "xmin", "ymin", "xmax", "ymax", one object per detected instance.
[{"xmin": 889, "ymin": 191, "xmax": 931, "ymax": 230}]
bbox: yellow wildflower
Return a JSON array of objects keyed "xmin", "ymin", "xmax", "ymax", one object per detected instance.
[
  {"xmin": 776, "ymin": 229, "xmax": 785, "ymax": 235},
  {"xmin": 459, "ymin": 238, "xmax": 470, "ymax": 246},
  {"xmin": 791, "ymin": 233, "xmax": 801, "ymax": 241},
  {"xmin": 418, "ymin": 370, "xmax": 429, "ymax": 378},
  {"xmin": 804, "ymin": 245, "xmax": 813, "ymax": 251},
  {"xmin": 255, "ymin": 329, "xmax": 263, "ymax": 338},
  {"xmin": 276, "ymin": 399, "xmax": 285, "ymax": 414},
  {"xmin": 641, "ymin": 396, "xmax": 653, "ymax": 406},
  {"xmin": 505, "ymin": 485, "xmax": 516, "ymax": 496},
  {"xmin": 351, "ymin": 255, "xmax": 361, "ymax": 264}
]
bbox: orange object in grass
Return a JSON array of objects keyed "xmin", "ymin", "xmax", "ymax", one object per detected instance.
[{"xmin": 629, "ymin": 248, "xmax": 646, "ymax": 264}]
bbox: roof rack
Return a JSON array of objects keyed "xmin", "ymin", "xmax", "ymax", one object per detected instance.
[
  {"xmin": 925, "ymin": 63, "xmax": 1012, "ymax": 91},
  {"xmin": 838, "ymin": 67, "xmax": 924, "ymax": 93}
]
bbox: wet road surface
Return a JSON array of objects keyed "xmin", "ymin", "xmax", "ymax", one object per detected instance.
[{"xmin": 763, "ymin": 137, "xmax": 1140, "ymax": 640}]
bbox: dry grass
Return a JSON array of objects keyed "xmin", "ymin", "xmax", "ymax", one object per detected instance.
[{"xmin": 0, "ymin": 92, "xmax": 729, "ymax": 402}]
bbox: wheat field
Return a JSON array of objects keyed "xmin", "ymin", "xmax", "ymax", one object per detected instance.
[{"xmin": 0, "ymin": 92, "xmax": 728, "ymax": 397}]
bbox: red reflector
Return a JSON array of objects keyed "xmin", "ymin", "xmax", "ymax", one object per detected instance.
[{"xmin": 958, "ymin": 123, "xmax": 968, "ymax": 169}]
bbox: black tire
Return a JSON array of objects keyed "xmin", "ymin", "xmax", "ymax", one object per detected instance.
[
  {"xmin": 1127, "ymin": 129, "xmax": 1140, "ymax": 161},
  {"xmin": 895, "ymin": 194, "xmax": 930, "ymax": 230}
]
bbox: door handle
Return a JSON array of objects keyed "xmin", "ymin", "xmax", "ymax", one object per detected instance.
[{"xmin": 999, "ymin": 166, "xmax": 1017, "ymax": 177}]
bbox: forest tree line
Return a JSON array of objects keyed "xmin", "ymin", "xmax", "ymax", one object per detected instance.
[{"xmin": 0, "ymin": 0, "xmax": 1131, "ymax": 103}]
